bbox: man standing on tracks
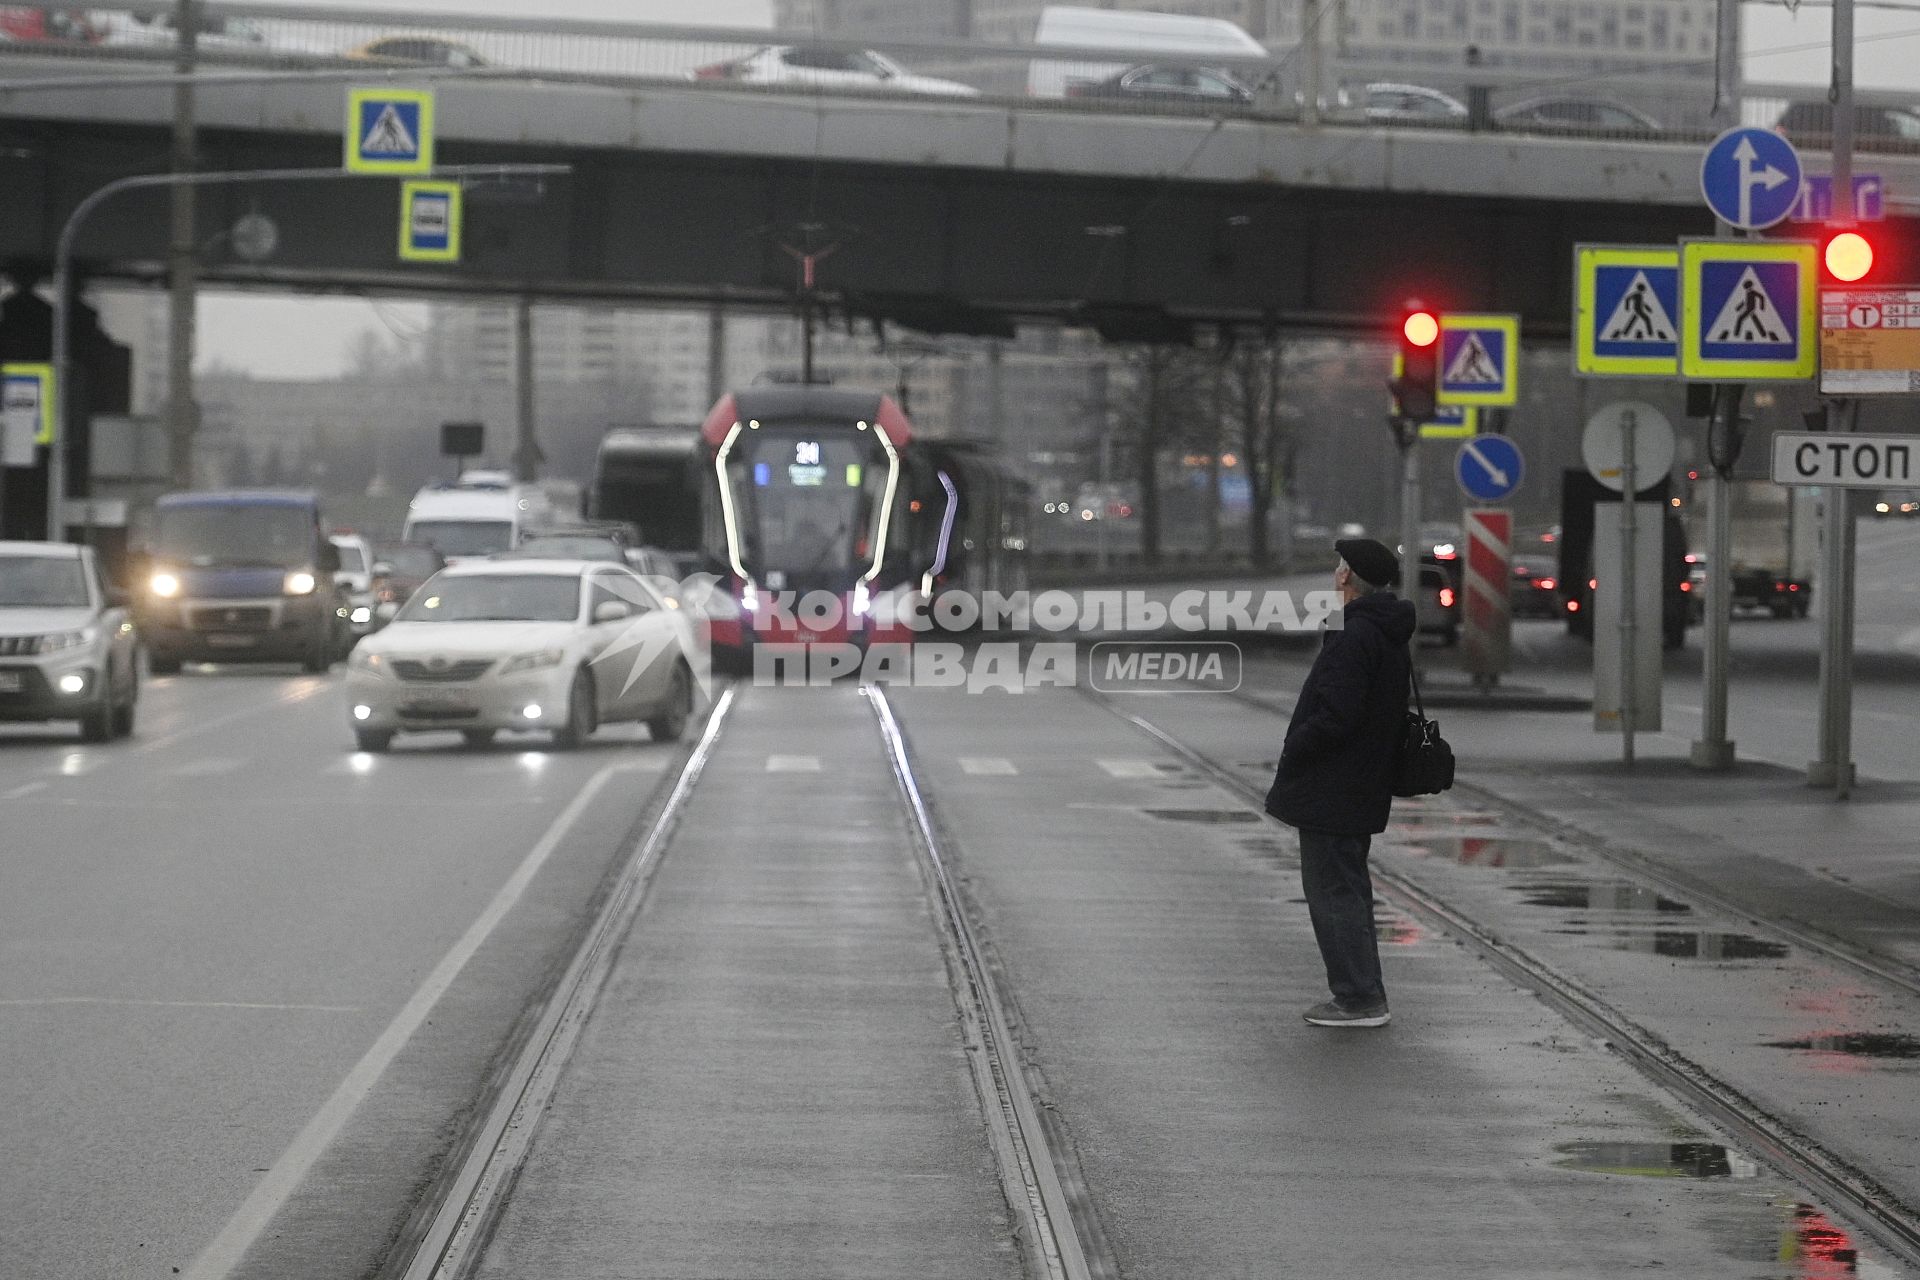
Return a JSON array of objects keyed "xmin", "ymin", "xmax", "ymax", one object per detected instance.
[{"xmin": 1266, "ymin": 537, "xmax": 1415, "ymax": 1028}]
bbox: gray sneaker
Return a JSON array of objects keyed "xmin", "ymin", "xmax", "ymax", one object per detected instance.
[{"xmin": 1303, "ymin": 1000, "xmax": 1391, "ymax": 1028}]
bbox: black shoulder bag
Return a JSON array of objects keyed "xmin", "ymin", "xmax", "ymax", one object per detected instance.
[{"xmin": 1392, "ymin": 663, "xmax": 1456, "ymax": 797}]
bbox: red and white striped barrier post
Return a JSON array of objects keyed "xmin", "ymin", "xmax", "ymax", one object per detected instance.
[{"xmin": 1462, "ymin": 508, "xmax": 1512, "ymax": 682}]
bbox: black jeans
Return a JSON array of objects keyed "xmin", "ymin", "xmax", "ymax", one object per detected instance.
[{"xmin": 1298, "ymin": 828, "xmax": 1386, "ymax": 1009}]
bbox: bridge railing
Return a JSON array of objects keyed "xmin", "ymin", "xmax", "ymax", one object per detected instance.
[{"xmin": 1, "ymin": 2, "xmax": 1912, "ymax": 156}]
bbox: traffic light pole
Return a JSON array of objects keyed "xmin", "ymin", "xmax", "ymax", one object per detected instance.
[
  {"xmin": 1394, "ymin": 416, "xmax": 1420, "ymax": 649},
  {"xmin": 1809, "ymin": 0, "xmax": 1859, "ymax": 796},
  {"xmin": 1691, "ymin": 386, "xmax": 1740, "ymax": 770}
]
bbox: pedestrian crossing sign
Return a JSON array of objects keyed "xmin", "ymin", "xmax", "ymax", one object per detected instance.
[
  {"xmin": 346, "ymin": 88, "xmax": 434, "ymax": 175},
  {"xmin": 1437, "ymin": 313, "xmax": 1519, "ymax": 407},
  {"xmin": 1680, "ymin": 238, "xmax": 1816, "ymax": 380},
  {"xmin": 1575, "ymin": 245, "xmax": 1680, "ymax": 377}
]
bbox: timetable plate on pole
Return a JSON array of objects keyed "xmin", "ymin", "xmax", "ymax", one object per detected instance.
[{"xmin": 1819, "ymin": 287, "xmax": 1920, "ymax": 395}]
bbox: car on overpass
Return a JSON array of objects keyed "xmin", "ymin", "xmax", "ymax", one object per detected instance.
[
  {"xmin": 1065, "ymin": 64, "xmax": 1255, "ymax": 107},
  {"xmin": 0, "ymin": 540, "xmax": 140, "ymax": 742},
  {"xmin": 343, "ymin": 559, "xmax": 696, "ymax": 753},
  {"xmin": 1775, "ymin": 100, "xmax": 1920, "ymax": 149},
  {"xmin": 693, "ymin": 45, "xmax": 977, "ymax": 97},
  {"xmin": 347, "ymin": 35, "xmax": 487, "ymax": 68},
  {"xmin": 1496, "ymin": 95, "xmax": 1662, "ymax": 134},
  {"xmin": 1360, "ymin": 82, "xmax": 1467, "ymax": 124}
]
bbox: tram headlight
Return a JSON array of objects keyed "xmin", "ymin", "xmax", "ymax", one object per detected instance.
[
  {"xmin": 851, "ymin": 581, "xmax": 871, "ymax": 618},
  {"xmin": 740, "ymin": 581, "xmax": 760, "ymax": 612}
]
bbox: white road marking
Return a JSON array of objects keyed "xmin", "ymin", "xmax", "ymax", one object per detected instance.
[
  {"xmin": 1, "ymin": 780, "xmax": 48, "ymax": 800},
  {"xmin": 1098, "ymin": 759, "xmax": 1174, "ymax": 779},
  {"xmin": 167, "ymin": 757, "xmax": 243, "ymax": 778},
  {"xmin": 135, "ymin": 680, "xmax": 327, "ymax": 756},
  {"xmin": 766, "ymin": 754, "xmax": 820, "ymax": 772},
  {"xmin": 0, "ymin": 996, "xmax": 357, "ymax": 1013},
  {"xmin": 959, "ymin": 757, "xmax": 1018, "ymax": 776},
  {"xmin": 180, "ymin": 761, "xmax": 644, "ymax": 1280}
]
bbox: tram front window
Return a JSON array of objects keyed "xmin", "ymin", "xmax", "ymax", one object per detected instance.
[{"xmin": 733, "ymin": 429, "xmax": 889, "ymax": 586}]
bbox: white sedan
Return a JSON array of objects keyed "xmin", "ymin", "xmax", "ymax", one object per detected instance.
[
  {"xmin": 693, "ymin": 45, "xmax": 980, "ymax": 97},
  {"xmin": 343, "ymin": 560, "xmax": 697, "ymax": 753}
]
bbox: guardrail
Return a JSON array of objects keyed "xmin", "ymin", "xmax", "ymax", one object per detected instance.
[{"xmin": 0, "ymin": 2, "xmax": 1914, "ymax": 156}]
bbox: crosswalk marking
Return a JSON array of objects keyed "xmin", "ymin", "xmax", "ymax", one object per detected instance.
[
  {"xmin": 959, "ymin": 757, "xmax": 1018, "ymax": 776},
  {"xmin": 766, "ymin": 754, "xmax": 821, "ymax": 773}
]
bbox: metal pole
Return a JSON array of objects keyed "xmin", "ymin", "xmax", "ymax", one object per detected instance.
[
  {"xmin": 1619, "ymin": 410, "xmax": 1638, "ymax": 766},
  {"xmin": 1399, "ymin": 431, "xmax": 1419, "ymax": 642},
  {"xmin": 1693, "ymin": 386, "xmax": 1739, "ymax": 768},
  {"xmin": 1300, "ymin": 0, "xmax": 1321, "ymax": 125},
  {"xmin": 43, "ymin": 163, "xmax": 569, "ymax": 541},
  {"xmin": 512, "ymin": 297, "xmax": 537, "ymax": 482},
  {"xmin": 165, "ymin": 0, "xmax": 201, "ymax": 494},
  {"xmin": 1832, "ymin": 0, "xmax": 1856, "ymax": 213},
  {"xmin": 1812, "ymin": 408, "xmax": 1858, "ymax": 793},
  {"xmin": 705, "ymin": 304, "xmax": 726, "ymax": 407}
]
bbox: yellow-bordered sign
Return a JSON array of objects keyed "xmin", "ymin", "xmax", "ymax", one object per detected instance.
[
  {"xmin": 1574, "ymin": 244, "xmax": 1680, "ymax": 377},
  {"xmin": 346, "ymin": 88, "xmax": 434, "ymax": 175},
  {"xmin": 399, "ymin": 180, "xmax": 462, "ymax": 263},
  {"xmin": 1437, "ymin": 313, "xmax": 1520, "ymax": 407},
  {"xmin": 2, "ymin": 362, "xmax": 56, "ymax": 445},
  {"xmin": 1679, "ymin": 238, "xmax": 1816, "ymax": 381},
  {"xmin": 1389, "ymin": 354, "xmax": 1479, "ymax": 436}
]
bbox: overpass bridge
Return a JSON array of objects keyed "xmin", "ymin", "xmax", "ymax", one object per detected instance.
[{"xmin": 2, "ymin": 5, "xmax": 1917, "ymax": 338}]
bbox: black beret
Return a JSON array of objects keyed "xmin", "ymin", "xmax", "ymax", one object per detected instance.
[{"xmin": 1334, "ymin": 537, "xmax": 1400, "ymax": 589}]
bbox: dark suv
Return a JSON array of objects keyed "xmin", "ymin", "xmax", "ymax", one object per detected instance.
[{"xmin": 135, "ymin": 491, "xmax": 348, "ymax": 673}]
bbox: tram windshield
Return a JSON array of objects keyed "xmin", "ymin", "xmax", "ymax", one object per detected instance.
[{"xmin": 726, "ymin": 426, "xmax": 893, "ymax": 586}]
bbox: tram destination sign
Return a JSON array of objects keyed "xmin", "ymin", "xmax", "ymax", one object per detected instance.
[{"xmin": 1771, "ymin": 431, "xmax": 1918, "ymax": 488}]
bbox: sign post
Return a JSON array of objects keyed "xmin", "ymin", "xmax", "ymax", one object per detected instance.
[{"xmin": 1584, "ymin": 403, "xmax": 1675, "ymax": 758}]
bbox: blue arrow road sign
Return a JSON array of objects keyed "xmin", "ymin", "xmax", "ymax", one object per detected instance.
[
  {"xmin": 1456, "ymin": 433, "xmax": 1524, "ymax": 503},
  {"xmin": 1699, "ymin": 126, "xmax": 1803, "ymax": 230}
]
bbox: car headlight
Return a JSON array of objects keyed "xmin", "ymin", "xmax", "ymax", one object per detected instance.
[
  {"xmin": 149, "ymin": 571, "xmax": 181, "ymax": 598},
  {"xmin": 284, "ymin": 570, "xmax": 318, "ymax": 596},
  {"xmin": 36, "ymin": 626, "xmax": 99, "ymax": 654},
  {"xmin": 500, "ymin": 648, "xmax": 565, "ymax": 674},
  {"xmin": 347, "ymin": 649, "xmax": 387, "ymax": 673}
]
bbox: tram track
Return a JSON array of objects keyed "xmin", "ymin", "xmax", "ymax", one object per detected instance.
[
  {"xmin": 1083, "ymin": 682, "xmax": 1920, "ymax": 1275},
  {"xmin": 389, "ymin": 680, "xmax": 1100, "ymax": 1280}
]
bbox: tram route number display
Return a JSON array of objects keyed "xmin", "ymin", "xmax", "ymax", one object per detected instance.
[{"xmin": 1770, "ymin": 431, "xmax": 1918, "ymax": 488}]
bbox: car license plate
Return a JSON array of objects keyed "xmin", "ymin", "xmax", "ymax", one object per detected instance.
[
  {"xmin": 206, "ymin": 633, "xmax": 258, "ymax": 649},
  {"xmin": 0, "ymin": 671, "xmax": 22, "ymax": 692},
  {"xmin": 406, "ymin": 692, "xmax": 472, "ymax": 711}
]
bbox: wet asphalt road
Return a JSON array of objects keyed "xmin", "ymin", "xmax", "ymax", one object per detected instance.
[{"xmin": 0, "ymin": 667, "xmax": 683, "ymax": 1280}]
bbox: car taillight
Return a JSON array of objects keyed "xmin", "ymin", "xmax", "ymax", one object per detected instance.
[
  {"xmin": 1438, "ymin": 586, "xmax": 1456, "ymax": 608},
  {"xmin": 1537, "ymin": 577, "xmax": 1556, "ymax": 590},
  {"xmin": 1588, "ymin": 578, "xmax": 1598, "ymax": 590},
  {"xmin": 694, "ymin": 61, "xmax": 739, "ymax": 79},
  {"xmin": 1567, "ymin": 600, "xmax": 1580, "ymax": 613},
  {"xmin": 1680, "ymin": 581, "xmax": 1692, "ymax": 592}
]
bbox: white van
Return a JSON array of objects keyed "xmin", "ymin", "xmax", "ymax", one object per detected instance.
[
  {"xmin": 401, "ymin": 483, "xmax": 552, "ymax": 561},
  {"xmin": 1026, "ymin": 6, "xmax": 1268, "ymax": 99}
]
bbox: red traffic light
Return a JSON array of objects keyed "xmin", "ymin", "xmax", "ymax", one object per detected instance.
[
  {"xmin": 1825, "ymin": 231, "xmax": 1874, "ymax": 282},
  {"xmin": 1403, "ymin": 310, "xmax": 1440, "ymax": 347}
]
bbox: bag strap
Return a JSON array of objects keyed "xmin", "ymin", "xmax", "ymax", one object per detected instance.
[{"xmin": 1408, "ymin": 659, "xmax": 1427, "ymax": 722}]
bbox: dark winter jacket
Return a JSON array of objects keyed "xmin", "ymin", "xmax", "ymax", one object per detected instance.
[{"xmin": 1265, "ymin": 592, "xmax": 1417, "ymax": 836}]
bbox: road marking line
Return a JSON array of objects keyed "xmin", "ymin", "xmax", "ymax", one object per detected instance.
[
  {"xmin": 1098, "ymin": 758, "xmax": 1174, "ymax": 778},
  {"xmin": 0, "ymin": 996, "xmax": 358, "ymax": 1013},
  {"xmin": 180, "ymin": 761, "xmax": 643, "ymax": 1280},
  {"xmin": 766, "ymin": 754, "xmax": 820, "ymax": 772},
  {"xmin": 136, "ymin": 680, "xmax": 326, "ymax": 756},
  {"xmin": 959, "ymin": 756, "xmax": 1018, "ymax": 776},
  {"xmin": 1, "ymin": 780, "xmax": 48, "ymax": 800},
  {"xmin": 167, "ymin": 757, "xmax": 243, "ymax": 778}
]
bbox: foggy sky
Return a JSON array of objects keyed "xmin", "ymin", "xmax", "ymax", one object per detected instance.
[{"xmin": 190, "ymin": 0, "xmax": 1905, "ymax": 380}]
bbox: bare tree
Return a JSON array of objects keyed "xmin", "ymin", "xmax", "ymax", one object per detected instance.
[
  {"xmin": 1112, "ymin": 344, "xmax": 1210, "ymax": 565},
  {"xmin": 1223, "ymin": 336, "xmax": 1296, "ymax": 570}
]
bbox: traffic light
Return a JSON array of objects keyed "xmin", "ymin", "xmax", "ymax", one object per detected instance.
[
  {"xmin": 1823, "ymin": 230, "xmax": 1875, "ymax": 283},
  {"xmin": 1390, "ymin": 306, "xmax": 1440, "ymax": 421}
]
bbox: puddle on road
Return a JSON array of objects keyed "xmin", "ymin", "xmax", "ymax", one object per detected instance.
[
  {"xmin": 1143, "ymin": 808, "xmax": 1261, "ymax": 825},
  {"xmin": 1554, "ymin": 1140, "xmax": 1760, "ymax": 1179},
  {"xmin": 1516, "ymin": 880, "xmax": 1692, "ymax": 914},
  {"xmin": 1389, "ymin": 809, "xmax": 1503, "ymax": 829},
  {"xmin": 1398, "ymin": 835, "xmax": 1571, "ymax": 868},
  {"xmin": 1765, "ymin": 1032, "xmax": 1920, "ymax": 1059},
  {"xmin": 1550, "ymin": 929, "xmax": 1792, "ymax": 960}
]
